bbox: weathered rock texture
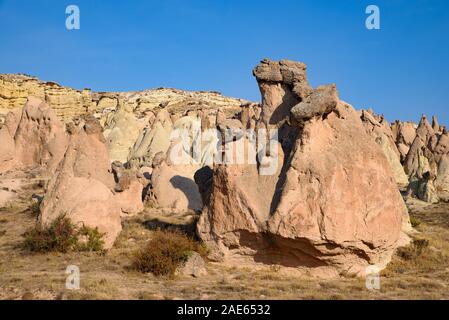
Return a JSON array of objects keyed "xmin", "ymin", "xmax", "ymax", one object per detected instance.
[
  {"xmin": 0, "ymin": 97, "xmax": 67, "ymax": 173},
  {"xmin": 361, "ymin": 110, "xmax": 409, "ymax": 187},
  {"xmin": 39, "ymin": 117, "xmax": 121, "ymax": 248},
  {"xmin": 197, "ymin": 59, "xmax": 410, "ymax": 276},
  {"xmin": 0, "ymin": 74, "xmax": 247, "ymax": 125},
  {"xmin": 39, "ymin": 117, "xmax": 144, "ymax": 249}
]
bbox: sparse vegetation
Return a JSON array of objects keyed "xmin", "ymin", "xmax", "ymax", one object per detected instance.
[
  {"xmin": 410, "ymin": 215, "xmax": 421, "ymax": 228},
  {"xmin": 23, "ymin": 214, "xmax": 105, "ymax": 253},
  {"xmin": 132, "ymin": 229, "xmax": 207, "ymax": 277}
]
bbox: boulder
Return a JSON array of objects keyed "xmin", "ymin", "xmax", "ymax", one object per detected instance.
[
  {"xmin": 291, "ymin": 84, "xmax": 338, "ymax": 124},
  {"xmin": 253, "ymin": 59, "xmax": 312, "ymax": 125},
  {"xmin": 147, "ymin": 153, "xmax": 203, "ymax": 212},
  {"xmin": 176, "ymin": 252, "xmax": 208, "ymax": 278}
]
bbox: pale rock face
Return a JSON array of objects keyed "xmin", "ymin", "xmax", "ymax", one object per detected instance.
[
  {"xmin": 148, "ymin": 158, "xmax": 203, "ymax": 212},
  {"xmin": 268, "ymin": 103, "xmax": 407, "ymax": 274},
  {"xmin": 199, "ymin": 102, "xmax": 408, "ymax": 275},
  {"xmin": 128, "ymin": 110, "xmax": 173, "ymax": 168},
  {"xmin": 403, "ymin": 116, "xmax": 437, "ymax": 185},
  {"xmin": 103, "ymin": 107, "xmax": 142, "ymax": 163},
  {"xmin": 111, "ymin": 161, "xmax": 145, "ymax": 215},
  {"xmin": 39, "ymin": 118, "xmax": 122, "ymax": 249},
  {"xmin": 391, "ymin": 121, "xmax": 417, "ymax": 161},
  {"xmin": 435, "ymin": 155, "xmax": 449, "ymax": 201},
  {"xmin": 361, "ymin": 110, "xmax": 409, "ymax": 187},
  {"xmin": 0, "ymin": 109, "xmax": 20, "ymax": 171},
  {"xmin": 0, "ymin": 97, "xmax": 67, "ymax": 174}
]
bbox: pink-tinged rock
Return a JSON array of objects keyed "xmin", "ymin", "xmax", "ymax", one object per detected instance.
[
  {"xmin": 148, "ymin": 157, "xmax": 203, "ymax": 212},
  {"xmin": 0, "ymin": 97, "xmax": 67, "ymax": 173},
  {"xmin": 39, "ymin": 117, "xmax": 121, "ymax": 249},
  {"xmin": 361, "ymin": 110, "xmax": 409, "ymax": 187},
  {"xmin": 13, "ymin": 97, "xmax": 68, "ymax": 171}
]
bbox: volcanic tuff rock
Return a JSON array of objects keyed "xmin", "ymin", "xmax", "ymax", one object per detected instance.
[
  {"xmin": 2, "ymin": 58, "xmax": 448, "ymax": 271},
  {"xmin": 0, "ymin": 74, "xmax": 248, "ymax": 125},
  {"xmin": 360, "ymin": 110, "xmax": 409, "ymax": 187},
  {"xmin": 0, "ymin": 97, "xmax": 67, "ymax": 174},
  {"xmin": 197, "ymin": 59, "xmax": 410, "ymax": 276},
  {"xmin": 253, "ymin": 59, "xmax": 312, "ymax": 125},
  {"xmin": 39, "ymin": 117, "xmax": 121, "ymax": 248}
]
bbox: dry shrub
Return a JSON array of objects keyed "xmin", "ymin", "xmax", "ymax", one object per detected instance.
[
  {"xmin": 23, "ymin": 214, "xmax": 105, "ymax": 253},
  {"xmin": 132, "ymin": 230, "xmax": 208, "ymax": 277},
  {"xmin": 389, "ymin": 238, "xmax": 449, "ymax": 273}
]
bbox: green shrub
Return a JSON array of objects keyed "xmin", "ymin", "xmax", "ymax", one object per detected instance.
[
  {"xmin": 132, "ymin": 230, "xmax": 208, "ymax": 277},
  {"xmin": 23, "ymin": 214, "xmax": 105, "ymax": 253},
  {"xmin": 30, "ymin": 202, "xmax": 41, "ymax": 216},
  {"xmin": 77, "ymin": 225, "xmax": 105, "ymax": 252},
  {"xmin": 410, "ymin": 216, "xmax": 421, "ymax": 228}
]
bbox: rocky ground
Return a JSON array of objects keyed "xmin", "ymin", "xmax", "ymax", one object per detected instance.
[{"xmin": 0, "ymin": 173, "xmax": 448, "ymax": 300}]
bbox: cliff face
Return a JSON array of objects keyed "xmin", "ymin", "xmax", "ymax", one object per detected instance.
[
  {"xmin": 0, "ymin": 74, "xmax": 94, "ymax": 123},
  {"xmin": 0, "ymin": 74, "xmax": 247, "ymax": 125}
]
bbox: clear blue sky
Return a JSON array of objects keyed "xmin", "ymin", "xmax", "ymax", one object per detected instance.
[{"xmin": 1, "ymin": 0, "xmax": 448, "ymax": 124}]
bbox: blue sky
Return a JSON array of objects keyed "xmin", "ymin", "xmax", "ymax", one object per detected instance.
[{"xmin": 0, "ymin": 0, "xmax": 448, "ymax": 124}]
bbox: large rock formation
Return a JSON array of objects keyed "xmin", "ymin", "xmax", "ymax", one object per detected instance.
[
  {"xmin": 0, "ymin": 74, "xmax": 94, "ymax": 122},
  {"xmin": 197, "ymin": 59, "xmax": 410, "ymax": 276},
  {"xmin": 128, "ymin": 109, "xmax": 173, "ymax": 168},
  {"xmin": 0, "ymin": 97, "xmax": 67, "ymax": 173},
  {"xmin": 39, "ymin": 117, "xmax": 121, "ymax": 248},
  {"xmin": 103, "ymin": 105, "xmax": 144, "ymax": 163},
  {"xmin": 0, "ymin": 74, "xmax": 248, "ymax": 125},
  {"xmin": 361, "ymin": 110, "xmax": 409, "ymax": 187},
  {"xmin": 39, "ymin": 116, "xmax": 144, "ymax": 248}
]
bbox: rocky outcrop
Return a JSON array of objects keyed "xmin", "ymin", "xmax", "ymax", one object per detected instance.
[
  {"xmin": 146, "ymin": 153, "xmax": 202, "ymax": 212},
  {"xmin": 391, "ymin": 120, "xmax": 417, "ymax": 162},
  {"xmin": 103, "ymin": 105, "xmax": 144, "ymax": 163},
  {"xmin": 197, "ymin": 59, "xmax": 410, "ymax": 276},
  {"xmin": 0, "ymin": 74, "xmax": 248, "ymax": 125},
  {"xmin": 0, "ymin": 74, "xmax": 94, "ymax": 122},
  {"xmin": 128, "ymin": 109, "xmax": 173, "ymax": 168},
  {"xmin": 253, "ymin": 59, "xmax": 312, "ymax": 126},
  {"xmin": 0, "ymin": 97, "xmax": 67, "ymax": 173},
  {"xmin": 361, "ymin": 110, "xmax": 409, "ymax": 187},
  {"xmin": 39, "ymin": 117, "xmax": 121, "ymax": 249}
]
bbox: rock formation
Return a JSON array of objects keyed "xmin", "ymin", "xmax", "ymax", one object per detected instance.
[
  {"xmin": 361, "ymin": 110, "xmax": 409, "ymax": 187},
  {"xmin": 197, "ymin": 59, "xmax": 410, "ymax": 276},
  {"xmin": 39, "ymin": 116, "xmax": 121, "ymax": 248},
  {"xmin": 146, "ymin": 152, "xmax": 203, "ymax": 212},
  {"xmin": 39, "ymin": 116, "xmax": 144, "ymax": 248},
  {"xmin": 103, "ymin": 105, "xmax": 143, "ymax": 163},
  {"xmin": 0, "ymin": 97, "xmax": 67, "ymax": 173}
]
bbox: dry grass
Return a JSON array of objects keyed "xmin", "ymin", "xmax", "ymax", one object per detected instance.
[{"xmin": 1, "ymin": 176, "xmax": 448, "ymax": 300}]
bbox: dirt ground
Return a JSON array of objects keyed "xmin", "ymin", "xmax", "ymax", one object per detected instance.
[{"xmin": 0, "ymin": 174, "xmax": 448, "ymax": 300}]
